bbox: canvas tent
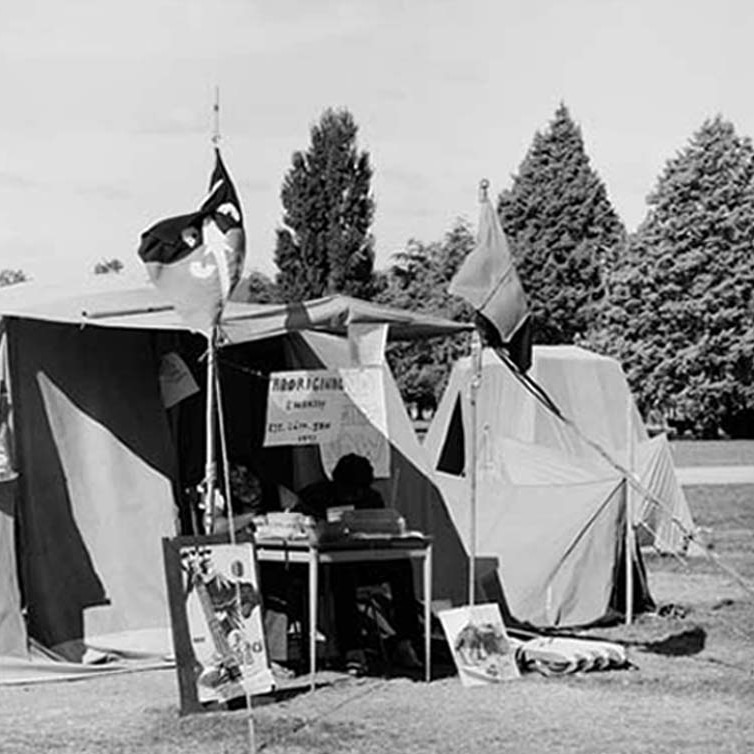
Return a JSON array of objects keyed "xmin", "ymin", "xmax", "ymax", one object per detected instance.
[
  {"xmin": 422, "ymin": 346, "xmax": 690, "ymax": 628},
  {"xmin": 0, "ymin": 277, "xmax": 471, "ymax": 680}
]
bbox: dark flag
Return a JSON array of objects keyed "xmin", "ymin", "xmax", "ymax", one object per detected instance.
[
  {"xmin": 449, "ymin": 183, "xmax": 532, "ymax": 371},
  {"xmin": 138, "ymin": 149, "xmax": 246, "ymax": 334}
]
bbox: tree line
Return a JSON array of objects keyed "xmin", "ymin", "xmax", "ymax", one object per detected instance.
[
  {"xmin": 3, "ymin": 105, "xmax": 752, "ymax": 438},
  {"xmin": 262, "ymin": 105, "xmax": 753, "ymax": 438}
]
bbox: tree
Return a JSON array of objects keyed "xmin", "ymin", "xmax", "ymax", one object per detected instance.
[
  {"xmin": 93, "ymin": 258, "xmax": 123, "ymax": 275},
  {"xmin": 274, "ymin": 108, "xmax": 376, "ymax": 302},
  {"xmin": 376, "ymin": 220, "xmax": 476, "ymax": 408},
  {"xmin": 0, "ymin": 269, "xmax": 27, "ymax": 287},
  {"xmin": 586, "ymin": 116, "xmax": 754, "ymax": 438},
  {"xmin": 498, "ymin": 104, "xmax": 626, "ymax": 344},
  {"xmin": 233, "ymin": 270, "xmax": 279, "ymax": 304}
]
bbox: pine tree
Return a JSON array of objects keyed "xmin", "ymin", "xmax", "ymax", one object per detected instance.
[
  {"xmin": 233, "ymin": 270, "xmax": 278, "ymax": 304},
  {"xmin": 93, "ymin": 258, "xmax": 123, "ymax": 275},
  {"xmin": 498, "ymin": 104, "xmax": 626, "ymax": 344},
  {"xmin": 376, "ymin": 220, "xmax": 475, "ymax": 408},
  {"xmin": 274, "ymin": 108, "xmax": 376, "ymax": 302},
  {"xmin": 0, "ymin": 269, "xmax": 27, "ymax": 287},
  {"xmin": 586, "ymin": 116, "xmax": 754, "ymax": 438}
]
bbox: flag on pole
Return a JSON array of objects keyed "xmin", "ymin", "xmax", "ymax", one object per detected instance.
[
  {"xmin": 449, "ymin": 181, "xmax": 532, "ymax": 371},
  {"xmin": 138, "ymin": 149, "xmax": 246, "ymax": 334}
]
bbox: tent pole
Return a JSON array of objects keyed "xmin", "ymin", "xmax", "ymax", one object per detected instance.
[
  {"xmin": 468, "ymin": 330, "xmax": 482, "ymax": 606},
  {"xmin": 203, "ymin": 328, "xmax": 217, "ymax": 534},
  {"xmin": 625, "ymin": 395, "xmax": 635, "ymax": 625}
]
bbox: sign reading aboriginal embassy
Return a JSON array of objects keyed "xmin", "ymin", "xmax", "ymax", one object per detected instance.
[{"xmin": 263, "ymin": 368, "xmax": 389, "ymax": 475}]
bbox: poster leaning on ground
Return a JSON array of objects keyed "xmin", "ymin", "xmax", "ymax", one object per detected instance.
[
  {"xmin": 163, "ymin": 534, "xmax": 275, "ymax": 714},
  {"xmin": 439, "ymin": 603, "xmax": 520, "ymax": 687}
]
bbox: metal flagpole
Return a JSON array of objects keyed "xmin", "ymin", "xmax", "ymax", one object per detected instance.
[
  {"xmin": 202, "ymin": 86, "xmax": 221, "ymax": 534},
  {"xmin": 469, "ymin": 328, "xmax": 482, "ymax": 606},
  {"xmin": 210, "ymin": 85, "xmax": 257, "ymax": 754},
  {"xmin": 212, "ymin": 85, "xmax": 221, "ymax": 148},
  {"xmin": 625, "ymin": 394, "xmax": 635, "ymax": 625},
  {"xmin": 467, "ymin": 176, "xmax": 491, "ymax": 607},
  {"xmin": 203, "ymin": 329, "xmax": 218, "ymax": 534}
]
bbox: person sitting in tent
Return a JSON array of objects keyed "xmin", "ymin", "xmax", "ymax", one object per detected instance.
[{"xmin": 297, "ymin": 453, "xmax": 422, "ymax": 675}]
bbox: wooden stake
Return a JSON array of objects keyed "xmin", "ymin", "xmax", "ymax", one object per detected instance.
[{"xmin": 203, "ymin": 329, "xmax": 217, "ymax": 534}]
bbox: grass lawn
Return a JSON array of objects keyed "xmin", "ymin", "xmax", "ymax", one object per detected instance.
[
  {"xmin": 671, "ymin": 439, "xmax": 754, "ymax": 467},
  {"xmin": 1, "ymin": 485, "xmax": 753, "ymax": 752}
]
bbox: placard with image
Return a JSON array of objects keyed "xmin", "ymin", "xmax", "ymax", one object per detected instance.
[{"xmin": 163, "ymin": 535, "xmax": 274, "ymax": 714}]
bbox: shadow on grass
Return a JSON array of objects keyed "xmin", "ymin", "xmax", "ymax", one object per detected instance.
[{"xmin": 636, "ymin": 626, "xmax": 707, "ymax": 657}]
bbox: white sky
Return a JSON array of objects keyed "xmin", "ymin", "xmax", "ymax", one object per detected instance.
[{"xmin": 0, "ymin": 0, "xmax": 752, "ymax": 283}]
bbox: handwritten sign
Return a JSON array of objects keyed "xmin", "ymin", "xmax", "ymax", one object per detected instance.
[
  {"xmin": 263, "ymin": 368, "xmax": 390, "ymax": 477},
  {"xmin": 264, "ymin": 370, "xmax": 345, "ymax": 446}
]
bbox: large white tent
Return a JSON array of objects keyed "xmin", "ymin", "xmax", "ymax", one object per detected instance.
[
  {"xmin": 422, "ymin": 346, "xmax": 696, "ymax": 627},
  {"xmin": 0, "ymin": 278, "xmax": 470, "ymax": 681}
]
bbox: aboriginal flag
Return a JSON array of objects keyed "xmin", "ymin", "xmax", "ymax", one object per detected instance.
[
  {"xmin": 138, "ymin": 149, "xmax": 246, "ymax": 334},
  {"xmin": 449, "ymin": 187, "xmax": 532, "ymax": 372}
]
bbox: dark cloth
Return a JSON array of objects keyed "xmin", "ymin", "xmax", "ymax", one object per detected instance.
[
  {"xmin": 296, "ymin": 479, "xmax": 384, "ymax": 520},
  {"xmin": 296, "ymin": 478, "xmax": 419, "ymax": 654},
  {"xmin": 331, "ymin": 560, "xmax": 420, "ymax": 654}
]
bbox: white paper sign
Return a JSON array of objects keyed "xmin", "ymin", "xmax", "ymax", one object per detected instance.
[
  {"xmin": 347, "ymin": 323, "xmax": 388, "ymax": 366},
  {"xmin": 319, "ymin": 368, "xmax": 390, "ymax": 478},
  {"xmin": 264, "ymin": 368, "xmax": 390, "ymax": 478},
  {"xmin": 264, "ymin": 370, "xmax": 344, "ymax": 446}
]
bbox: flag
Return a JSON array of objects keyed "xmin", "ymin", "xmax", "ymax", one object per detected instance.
[
  {"xmin": 449, "ymin": 187, "xmax": 532, "ymax": 371},
  {"xmin": 138, "ymin": 149, "xmax": 246, "ymax": 334}
]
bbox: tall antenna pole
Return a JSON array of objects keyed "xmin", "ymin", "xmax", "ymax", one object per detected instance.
[
  {"xmin": 212, "ymin": 85, "xmax": 221, "ymax": 149},
  {"xmin": 203, "ymin": 86, "xmax": 222, "ymax": 534}
]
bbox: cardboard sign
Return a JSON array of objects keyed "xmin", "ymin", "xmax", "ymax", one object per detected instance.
[
  {"xmin": 163, "ymin": 535, "xmax": 274, "ymax": 714},
  {"xmin": 264, "ymin": 370, "xmax": 344, "ymax": 446},
  {"xmin": 319, "ymin": 367, "xmax": 390, "ymax": 478},
  {"xmin": 347, "ymin": 323, "xmax": 388, "ymax": 366},
  {"xmin": 159, "ymin": 352, "xmax": 199, "ymax": 409},
  {"xmin": 263, "ymin": 369, "xmax": 389, "ymax": 479},
  {"xmin": 439, "ymin": 603, "xmax": 520, "ymax": 686}
]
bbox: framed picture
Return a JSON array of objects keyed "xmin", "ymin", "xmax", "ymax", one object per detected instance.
[{"xmin": 162, "ymin": 533, "xmax": 275, "ymax": 714}]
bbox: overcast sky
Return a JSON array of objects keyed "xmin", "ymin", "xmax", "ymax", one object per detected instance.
[{"xmin": 1, "ymin": 0, "xmax": 752, "ymax": 284}]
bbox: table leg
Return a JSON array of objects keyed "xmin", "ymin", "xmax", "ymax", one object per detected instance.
[
  {"xmin": 309, "ymin": 548, "xmax": 318, "ymax": 692},
  {"xmin": 424, "ymin": 544, "xmax": 432, "ymax": 683}
]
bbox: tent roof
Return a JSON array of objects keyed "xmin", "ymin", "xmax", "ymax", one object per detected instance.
[
  {"xmin": 530, "ymin": 344, "xmax": 620, "ymax": 365},
  {"xmin": 0, "ymin": 277, "xmax": 471, "ymax": 343}
]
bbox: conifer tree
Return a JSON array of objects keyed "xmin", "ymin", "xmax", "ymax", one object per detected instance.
[
  {"xmin": 0, "ymin": 269, "xmax": 27, "ymax": 287},
  {"xmin": 498, "ymin": 104, "xmax": 626, "ymax": 343},
  {"xmin": 587, "ymin": 116, "xmax": 754, "ymax": 437},
  {"xmin": 376, "ymin": 220, "xmax": 475, "ymax": 408},
  {"xmin": 274, "ymin": 108, "xmax": 376, "ymax": 301}
]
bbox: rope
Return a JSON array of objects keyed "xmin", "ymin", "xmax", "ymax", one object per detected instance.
[
  {"xmin": 217, "ymin": 357, "xmax": 270, "ymax": 382},
  {"xmin": 215, "ymin": 359, "xmax": 256, "ymax": 753},
  {"xmin": 257, "ymin": 678, "xmax": 390, "ymax": 752}
]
